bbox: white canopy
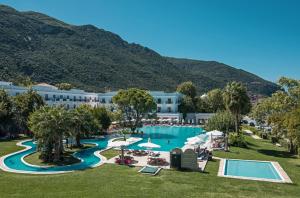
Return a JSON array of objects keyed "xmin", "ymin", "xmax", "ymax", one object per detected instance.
[
  {"xmin": 138, "ymin": 138, "xmax": 161, "ymax": 149},
  {"xmin": 206, "ymin": 130, "xmax": 223, "ymax": 136},
  {"xmin": 187, "ymin": 134, "xmax": 208, "ymax": 142},
  {"xmin": 185, "ymin": 134, "xmax": 208, "ymax": 146}
]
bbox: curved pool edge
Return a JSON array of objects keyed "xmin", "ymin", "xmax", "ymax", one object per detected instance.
[{"xmin": 0, "ymin": 139, "xmax": 108, "ymax": 175}]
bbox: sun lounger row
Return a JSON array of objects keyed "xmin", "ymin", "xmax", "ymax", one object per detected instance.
[
  {"xmin": 115, "ymin": 156, "xmax": 134, "ymax": 165},
  {"xmin": 147, "ymin": 157, "xmax": 167, "ymax": 166}
]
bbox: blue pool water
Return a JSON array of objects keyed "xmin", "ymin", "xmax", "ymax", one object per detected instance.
[
  {"xmin": 2, "ymin": 126, "xmax": 204, "ymax": 173},
  {"xmin": 128, "ymin": 126, "xmax": 204, "ymax": 151},
  {"xmin": 224, "ymin": 159, "xmax": 282, "ymax": 180},
  {"xmin": 3, "ymin": 138, "xmax": 109, "ymax": 173}
]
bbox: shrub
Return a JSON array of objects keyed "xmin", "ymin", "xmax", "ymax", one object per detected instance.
[
  {"xmin": 271, "ymin": 136, "xmax": 278, "ymax": 144},
  {"xmin": 229, "ymin": 133, "xmax": 247, "ymax": 148},
  {"xmin": 261, "ymin": 133, "xmax": 268, "ymax": 139}
]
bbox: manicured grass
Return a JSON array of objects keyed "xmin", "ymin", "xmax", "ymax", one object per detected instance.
[
  {"xmin": 0, "ymin": 138, "xmax": 28, "ymax": 156},
  {"xmin": 0, "ymin": 137, "xmax": 299, "ymax": 198},
  {"xmin": 100, "ymin": 148, "xmax": 120, "ymax": 159},
  {"xmin": 24, "ymin": 151, "xmax": 81, "ymax": 166}
]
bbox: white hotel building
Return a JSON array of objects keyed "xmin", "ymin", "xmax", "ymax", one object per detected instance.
[{"xmin": 0, "ymin": 81, "xmax": 183, "ymax": 120}]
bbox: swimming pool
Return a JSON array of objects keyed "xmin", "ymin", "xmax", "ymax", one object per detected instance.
[
  {"xmin": 0, "ymin": 126, "xmax": 204, "ymax": 174},
  {"xmin": 128, "ymin": 126, "xmax": 204, "ymax": 151},
  {"xmin": 0, "ymin": 138, "xmax": 109, "ymax": 174},
  {"xmin": 219, "ymin": 159, "xmax": 292, "ymax": 183}
]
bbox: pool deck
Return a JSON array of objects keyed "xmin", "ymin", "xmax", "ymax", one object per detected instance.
[
  {"xmin": 106, "ymin": 151, "xmax": 171, "ymax": 169},
  {"xmin": 217, "ymin": 158, "xmax": 293, "ymax": 183}
]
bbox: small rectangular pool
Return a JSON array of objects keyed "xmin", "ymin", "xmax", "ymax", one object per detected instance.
[{"xmin": 218, "ymin": 159, "xmax": 292, "ymax": 183}]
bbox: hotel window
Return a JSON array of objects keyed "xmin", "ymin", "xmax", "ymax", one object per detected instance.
[
  {"xmin": 157, "ymin": 98, "xmax": 161, "ymax": 104},
  {"xmin": 79, "ymin": 96, "xmax": 81, "ymax": 101},
  {"xmin": 15, "ymin": 92, "xmax": 19, "ymax": 96},
  {"xmin": 84, "ymin": 97, "xmax": 87, "ymax": 102},
  {"xmin": 101, "ymin": 98, "xmax": 106, "ymax": 103},
  {"xmin": 45, "ymin": 94, "xmax": 49, "ymax": 100},
  {"xmin": 60, "ymin": 95, "xmax": 63, "ymax": 99},
  {"xmin": 73, "ymin": 104, "xmax": 76, "ymax": 108},
  {"xmin": 167, "ymin": 98, "xmax": 172, "ymax": 104},
  {"xmin": 168, "ymin": 107, "xmax": 172, "ymax": 112},
  {"xmin": 67, "ymin": 95, "xmax": 69, "ymax": 100},
  {"xmin": 157, "ymin": 107, "xmax": 161, "ymax": 112}
]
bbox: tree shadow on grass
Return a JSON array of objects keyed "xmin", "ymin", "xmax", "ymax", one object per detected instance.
[
  {"xmin": 257, "ymin": 149, "xmax": 297, "ymax": 159},
  {"xmin": 246, "ymin": 141, "xmax": 259, "ymax": 148}
]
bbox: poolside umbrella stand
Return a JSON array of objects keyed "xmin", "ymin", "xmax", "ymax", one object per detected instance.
[
  {"xmin": 108, "ymin": 141, "xmax": 129, "ymax": 164},
  {"xmin": 138, "ymin": 138, "xmax": 160, "ymax": 155}
]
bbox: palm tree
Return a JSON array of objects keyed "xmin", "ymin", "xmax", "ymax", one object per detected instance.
[
  {"xmin": 223, "ymin": 82, "xmax": 251, "ymax": 135},
  {"xmin": 29, "ymin": 106, "xmax": 70, "ymax": 162}
]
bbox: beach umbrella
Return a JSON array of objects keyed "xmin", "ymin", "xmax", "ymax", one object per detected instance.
[
  {"xmin": 206, "ymin": 130, "xmax": 223, "ymax": 136},
  {"xmin": 108, "ymin": 141, "xmax": 129, "ymax": 164},
  {"xmin": 186, "ymin": 134, "xmax": 208, "ymax": 145},
  {"xmin": 138, "ymin": 138, "xmax": 161, "ymax": 149}
]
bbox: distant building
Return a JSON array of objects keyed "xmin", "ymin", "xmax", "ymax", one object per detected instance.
[
  {"xmin": 0, "ymin": 81, "xmax": 182, "ymax": 119},
  {"xmin": 185, "ymin": 113, "xmax": 215, "ymax": 125}
]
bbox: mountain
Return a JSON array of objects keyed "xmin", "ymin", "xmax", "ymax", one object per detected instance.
[{"xmin": 0, "ymin": 5, "xmax": 280, "ymax": 95}]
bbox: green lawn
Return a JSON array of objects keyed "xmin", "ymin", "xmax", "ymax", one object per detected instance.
[
  {"xmin": 100, "ymin": 148, "xmax": 120, "ymax": 159},
  {"xmin": 0, "ymin": 137, "xmax": 299, "ymax": 198}
]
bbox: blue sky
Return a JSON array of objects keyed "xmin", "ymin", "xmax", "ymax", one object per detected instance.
[{"xmin": 1, "ymin": 0, "xmax": 299, "ymax": 82}]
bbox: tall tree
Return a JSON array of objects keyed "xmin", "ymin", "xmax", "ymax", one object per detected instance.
[
  {"xmin": 92, "ymin": 106, "xmax": 111, "ymax": 133},
  {"xmin": 29, "ymin": 106, "xmax": 70, "ymax": 162},
  {"xmin": 13, "ymin": 90, "xmax": 44, "ymax": 133},
  {"xmin": 177, "ymin": 81, "xmax": 197, "ymax": 116},
  {"xmin": 177, "ymin": 81, "xmax": 197, "ymax": 99},
  {"xmin": 0, "ymin": 89, "xmax": 14, "ymax": 137},
  {"xmin": 12, "ymin": 76, "xmax": 34, "ymax": 87},
  {"xmin": 252, "ymin": 77, "xmax": 300, "ymax": 154},
  {"xmin": 179, "ymin": 96, "xmax": 196, "ymax": 118},
  {"xmin": 223, "ymin": 81, "xmax": 251, "ymax": 134},
  {"xmin": 206, "ymin": 88, "xmax": 225, "ymax": 112},
  {"xmin": 70, "ymin": 104, "xmax": 99, "ymax": 147},
  {"xmin": 112, "ymin": 88, "xmax": 156, "ymax": 132},
  {"xmin": 55, "ymin": 83, "xmax": 73, "ymax": 90},
  {"xmin": 206, "ymin": 111, "xmax": 235, "ymax": 151}
]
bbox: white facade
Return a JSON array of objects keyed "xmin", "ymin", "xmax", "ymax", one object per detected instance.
[
  {"xmin": 0, "ymin": 82, "xmax": 182, "ymax": 116},
  {"xmin": 186, "ymin": 113, "xmax": 215, "ymax": 124}
]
